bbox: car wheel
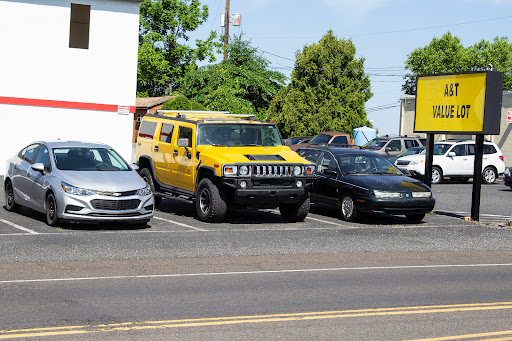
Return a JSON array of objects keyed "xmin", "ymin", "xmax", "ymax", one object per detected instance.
[
  {"xmin": 279, "ymin": 196, "xmax": 310, "ymax": 222},
  {"xmin": 431, "ymin": 166, "xmax": 443, "ymax": 184},
  {"xmin": 46, "ymin": 193, "xmax": 59, "ymax": 227},
  {"xmin": 340, "ymin": 193, "xmax": 358, "ymax": 222},
  {"xmin": 456, "ymin": 177, "xmax": 470, "ymax": 183},
  {"xmin": 4, "ymin": 181, "xmax": 21, "ymax": 212},
  {"xmin": 482, "ymin": 167, "xmax": 497, "ymax": 184},
  {"xmin": 406, "ymin": 213, "xmax": 425, "ymax": 223},
  {"xmin": 196, "ymin": 178, "xmax": 227, "ymax": 222},
  {"xmin": 140, "ymin": 168, "xmax": 161, "ymax": 208}
]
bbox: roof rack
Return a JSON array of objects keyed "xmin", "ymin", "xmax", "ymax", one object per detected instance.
[{"xmin": 155, "ymin": 110, "xmax": 255, "ymax": 120}]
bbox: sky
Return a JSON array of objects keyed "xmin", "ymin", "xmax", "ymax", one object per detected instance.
[{"xmin": 189, "ymin": 0, "xmax": 512, "ymax": 136}]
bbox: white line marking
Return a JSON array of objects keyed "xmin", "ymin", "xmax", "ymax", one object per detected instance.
[
  {"xmin": 0, "ymin": 218, "xmax": 39, "ymax": 234},
  {"xmin": 435, "ymin": 210, "xmax": 510, "ymax": 218},
  {"xmin": 306, "ymin": 216, "xmax": 357, "ymax": 228},
  {"xmin": 153, "ymin": 216, "xmax": 207, "ymax": 231},
  {"xmin": 2, "ymin": 263, "xmax": 512, "ymax": 284}
]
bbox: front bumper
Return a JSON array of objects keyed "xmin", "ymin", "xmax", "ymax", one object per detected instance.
[
  {"xmin": 355, "ymin": 195, "xmax": 435, "ymax": 215},
  {"xmin": 56, "ymin": 191, "xmax": 154, "ymax": 223}
]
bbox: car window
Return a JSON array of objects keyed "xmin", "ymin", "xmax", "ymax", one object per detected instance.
[
  {"xmin": 419, "ymin": 139, "xmax": 426, "ymax": 146},
  {"xmin": 159, "ymin": 123, "xmax": 174, "ymax": 143},
  {"xmin": 19, "ymin": 144, "xmax": 40, "ymax": 163},
  {"xmin": 450, "ymin": 144, "xmax": 466, "ymax": 156},
  {"xmin": 484, "ymin": 144, "xmax": 497, "ymax": 154},
  {"xmin": 309, "ymin": 134, "xmax": 331, "ymax": 146},
  {"xmin": 138, "ymin": 121, "xmax": 157, "ymax": 140},
  {"xmin": 178, "ymin": 126, "xmax": 193, "ymax": 147},
  {"xmin": 363, "ymin": 139, "xmax": 388, "ymax": 148},
  {"xmin": 404, "ymin": 140, "xmax": 417, "ymax": 149},
  {"xmin": 303, "ymin": 151, "xmax": 321, "ymax": 164},
  {"xmin": 433, "ymin": 144, "xmax": 452, "ymax": 155},
  {"xmin": 331, "ymin": 136, "xmax": 349, "ymax": 145},
  {"xmin": 53, "ymin": 147, "xmax": 130, "ymax": 171},
  {"xmin": 337, "ymin": 153, "xmax": 401, "ymax": 175},
  {"xmin": 33, "ymin": 145, "xmax": 51, "ymax": 171},
  {"xmin": 318, "ymin": 153, "xmax": 336, "ymax": 173},
  {"xmin": 386, "ymin": 140, "xmax": 401, "ymax": 151}
]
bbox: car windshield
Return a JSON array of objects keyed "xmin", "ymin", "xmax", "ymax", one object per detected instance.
[
  {"xmin": 197, "ymin": 123, "xmax": 282, "ymax": 147},
  {"xmin": 53, "ymin": 147, "xmax": 130, "ymax": 171},
  {"xmin": 363, "ymin": 139, "xmax": 388, "ymax": 148},
  {"xmin": 335, "ymin": 153, "xmax": 402, "ymax": 175},
  {"xmin": 399, "ymin": 147, "xmax": 425, "ymax": 157},
  {"xmin": 433, "ymin": 143, "xmax": 452, "ymax": 155}
]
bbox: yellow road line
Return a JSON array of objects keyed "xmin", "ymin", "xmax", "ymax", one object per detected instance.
[{"xmin": 2, "ymin": 302, "xmax": 512, "ymax": 339}]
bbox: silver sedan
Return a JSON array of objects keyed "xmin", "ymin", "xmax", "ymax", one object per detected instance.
[{"xmin": 4, "ymin": 141, "xmax": 154, "ymax": 226}]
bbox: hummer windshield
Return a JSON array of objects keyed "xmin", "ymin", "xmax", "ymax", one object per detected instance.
[{"xmin": 197, "ymin": 124, "xmax": 283, "ymax": 147}]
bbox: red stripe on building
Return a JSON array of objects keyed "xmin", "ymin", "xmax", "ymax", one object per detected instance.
[{"xmin": 0, "ymin": 96, "xmax": 136, "ymax": 113}]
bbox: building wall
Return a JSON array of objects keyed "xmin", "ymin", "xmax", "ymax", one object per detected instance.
[
  {"xmin": 400, "ymin": 92, "xmax": 512, "ymax": 167},
  {"xmin": 0, "ymin": 0, "xmax": 141, "ymax": 174}
]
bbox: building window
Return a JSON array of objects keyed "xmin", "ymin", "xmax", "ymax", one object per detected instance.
[{"xmin": 69, "ymin": 3, "xmax": 91, "ymax": 49}]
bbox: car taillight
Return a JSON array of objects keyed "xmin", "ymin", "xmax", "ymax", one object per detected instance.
[{"xmin": 500, "ymin": 155, "xmax": 504, "ymax": 162}]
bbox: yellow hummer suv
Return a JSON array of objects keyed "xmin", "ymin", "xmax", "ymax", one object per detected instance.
[{"xmin": 135, "ymin": 110, "xmax": 315, "ymax": 222}]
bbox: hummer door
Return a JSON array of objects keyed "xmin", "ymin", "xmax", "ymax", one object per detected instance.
[
  {"xmin": 153, "ymin": 123, "xmax": 176, "ymax": 184},
  {"xmin": 170, "ymin": 124, "xmax": 196, "ymax": 191}
]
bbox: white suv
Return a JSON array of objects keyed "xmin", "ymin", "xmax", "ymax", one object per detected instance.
[{"xmin": 395, "ymin": 140, "xmax": 505, "ymax": 184}]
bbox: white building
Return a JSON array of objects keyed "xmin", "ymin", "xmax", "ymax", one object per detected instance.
[{"xmin": 0, "ymin": 0, "xmax": 142, "ymax": 175}]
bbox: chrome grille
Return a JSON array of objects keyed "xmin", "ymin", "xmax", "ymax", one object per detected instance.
[
  {"xmin": 91, "ymin": 199, "xmax": 141, "ymax": 210},
  {"xmin": 395, "ymin": 160, "xmax": 411, "ymax": 166},
  {"xmin": 93, "ymin": 190, "xmax": 138, "ymax": 197},
  {"xmin": 252, "ymin": 165, "xmax": 294, "ymax": 177}
]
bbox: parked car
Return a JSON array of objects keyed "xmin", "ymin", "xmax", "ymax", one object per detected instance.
[
  {"xmin": 299, "ymin": 147, "xmax": 435, "ymax": 222},
  {"xmin": 291, "ymin": 131, "xmax": 353, "ymax": 151},
  {"xmin": 361, "ymin": 136, "xmax": 426, "ymax": 158},
  {"xmin": 4, "ymin": 141, "xmax": 154, "ymax": 226},
  {"xmin": 394, "ymin": 140, "xmax": 505, "ymax": 184},
  {"xmin": 284, "ymin": 136, "xmax": 313, "ymax": 147},
  {"xmin": 504, "ymin": 166, "xmax": 512, "ymax": 189},
  {"xmin": 388, "ymin": 146, "xmax": 426, "ymax": 164}
]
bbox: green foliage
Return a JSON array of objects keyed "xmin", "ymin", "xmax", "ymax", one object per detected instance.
[
  {"xmin": 403, "ymin": 32, "xmax": 512, "ymax": 94},
  {"xmin": 162, "ymin": 94, "xmax": 205, "ymax": 110},
  {"xmin": 178, "ymin": 35, "xmax": 287, "ymax": 119},
  {"xmin": 267, "ymin": 31, "xmax": 373, "ymax": 138},
  {"xmin": 138, "ymin": 0, "xmax": 220, "ymax": 96}
]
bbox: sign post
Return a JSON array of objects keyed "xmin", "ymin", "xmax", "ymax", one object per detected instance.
[{"xmin": 414, "ymin": 71, "xmax": 504, "ymax": 221}]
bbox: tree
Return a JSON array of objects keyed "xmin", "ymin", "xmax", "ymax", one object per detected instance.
[
  {"xmin": 267, "ymin": 31, "xmax": 373, "ymax": 138},
  {"xmin": 161, "ymin": 94, "xmax": 205, "ymax": 110},
  {"xmin": 137, "ymin": 0, "xmax": 220, "ymax": 97},
  {"xmin": 178, "ymin": 35, "xmax": 286, "ymax": 119},
  {"xmin": 403, "ymin": 32, "xmax": 512, "ymax": 94}
]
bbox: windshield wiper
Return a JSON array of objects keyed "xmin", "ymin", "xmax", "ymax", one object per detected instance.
[{"xmin": 242, "ymin": 144, "xmax": 261, "ymax": 146}]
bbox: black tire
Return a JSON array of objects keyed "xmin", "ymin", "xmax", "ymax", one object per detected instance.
[
  {"xmin": 431, "ymin": 166, "xmax": 443, "ymax": 184},
  {"xmin": 406, "ymin": 213, "xmax": 425, "ymax": 223},
  {"xmin": 482, "ymin": 166, "xmax": 497, "ymax": 184},
  {"xmin": 4, "ymin": 180, "xmax": 21, "ymax": 212},
  {"xmin": 46, "ymin": 193, "xmax": 59, "ymax": 227},
  {"xmin": 140, "ymin": 168, "xmax": 161, "ymax": 208},
  {"xmin": 196, "ymin": 178, "xmax": 227, "ymax": 222},
  {"xmin": 279, "ymin": 197, "xmax": 310, "ymax": 222},
  {"xmin": 340, "ymin": 193, "xmax": 359, "ymax": 222},
  {"xmin": 456, "ymin": 177, "xmax": 470, "ymax": 183}
]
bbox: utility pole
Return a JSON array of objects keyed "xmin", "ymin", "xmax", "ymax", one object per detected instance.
[{"xmin": 223, "ymin": 0, "xmax": 230, "ymax": 62}]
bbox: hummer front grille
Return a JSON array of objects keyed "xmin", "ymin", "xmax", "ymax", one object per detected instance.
[{"xmin": 252, "ymin": 165, "xmax": 293, "ymax": 177}]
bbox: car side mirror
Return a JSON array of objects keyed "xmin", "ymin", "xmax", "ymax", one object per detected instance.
[
  {"xmin": 130, "ymin": 163, "xmax": 139, "ymax": 171},
  {"xmin": 448, "ymin": 152, "xmax": 456, "ymax": 157},
  {"xmin": 177, "ymin": 138, "xmax": 189, "ymax": 148},
  {"xmin": 31, "ymin": 163, "xmax": 45, "ymax": 173},
  {"xmin": 385, "ymin": 147, "xmax": 391, "ymax": 152}
]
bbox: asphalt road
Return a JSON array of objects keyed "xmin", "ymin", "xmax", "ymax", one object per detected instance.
[{"xmin": 1, "ymin": 177, "xmax": 512, "ymax": 340}]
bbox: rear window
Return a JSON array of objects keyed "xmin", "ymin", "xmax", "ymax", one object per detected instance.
[{"xmin": 138, "ymin": 121, "xmax": 157, "ymax": 140}]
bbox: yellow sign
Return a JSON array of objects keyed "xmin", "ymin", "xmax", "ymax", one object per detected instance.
[{"xmin": 414, "ymin": 73, "xmax": 487, "ymax": 133}]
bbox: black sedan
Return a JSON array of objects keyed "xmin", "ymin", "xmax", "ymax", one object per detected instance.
[
  {"xmin": 505, "ymin": 166, "xmax": 512, "ymax": 189},
  {"xmin": 299, "ymin": 147, "xmax": 435, "ymax": 222}
]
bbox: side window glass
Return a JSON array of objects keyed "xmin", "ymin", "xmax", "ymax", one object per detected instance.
[
  {"xmin": 138, "ymin": 121, "xmax": 157, "ymax": 140},
  {"xmin": 331, "ymin": 136, "xmax": 348, "ymax": 145},
  {"xmin": 318, "ymin": 154, "xmax": 336, "ymax": 173},
  {"xmin": 467, "ymin": 145, "xmax": 475, "ymax": 155},
  {"xmin": 178, "ymin": 126, "xmax": 193, "ymax": 147},
  {"xmin": 387, "ymin": 140, "xmax": 401, "ymax": 151},
  {"xmin": 20, "ymin": 144, "xmax": 40, "ymax": 163},
  {"xmin": 451, "ymin": 144, "xmax": 466, "ymax": 156},
  {"xmin": 419, "ymin": 139, "xmax": 426, "ymax": 146},
  {"xmin": 483, "ymin": 144, "xmax": 496, "ymax": 154},
  {"xmin": 34, "ymin": 146, "xmax": 51, "ymax": 171},
  {"xmin": 404, "ymin": 140, "xmax": 415, "ymax": 149},
  {"xmin": 159, "ymin": 123, "xmax": 174, "ymax": 143}
]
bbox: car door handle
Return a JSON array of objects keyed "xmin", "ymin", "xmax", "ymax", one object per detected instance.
[
  {"xmin": 173, "ymin": 150, "xmax": 178, "ymax": 156},
  {"xmin": 154, "ymin": 146, "xmax": 159, "ymax": 152}
]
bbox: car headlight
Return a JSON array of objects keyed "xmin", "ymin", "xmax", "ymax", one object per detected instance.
[
  {"xmin": 293, "ymin": 166, "xmax": 302, "ymax": 176},
  {"xmin": 412, "ymin": 192, "xmax": 431, "ymax": 198},
  {"xmin": 373, "ymin": 190, "xmax": 401, "ymax": 198},
  {"xmin": 505, "ymin": 167, "xmax": 511, "ymax": 176},
  {"xmin": 239, "ymin": 165, "xmax": 249, "ymax": 176},
  {"xmin": 61, "ymin": 182, "xmax": 95, "ymax": 196},
  {"xmin": 409, "ymin": 160, "xmax": 424, "ymax": 165},
  {"xmin": 223, "ymin": 165, "xmax": 238, "ymax": 177},
  {"xmin": 136, "ymin": 183, "xmax": 152, "ymax": 196}
]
